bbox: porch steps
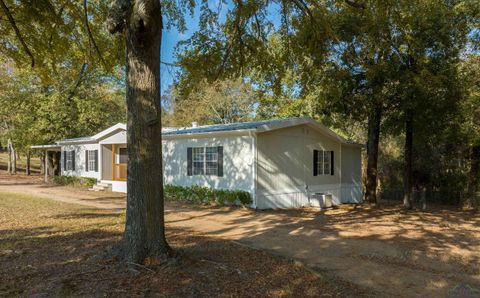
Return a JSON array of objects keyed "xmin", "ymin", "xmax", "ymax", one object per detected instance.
[{"xmin": 89, "ymin": 182, "xmax": 112, "ymax": 192}]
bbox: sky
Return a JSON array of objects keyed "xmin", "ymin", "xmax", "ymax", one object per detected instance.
[
  {"xmin": 159, "ymin": 1, "xmax": 282, "ymax": 95},
  {"xmin": 160, "ymin": 15, "xmax": 197, "ymax": 95},
  {"xmin": 160, "ymin": 1, "xmax": 231, "ymax": 95}
]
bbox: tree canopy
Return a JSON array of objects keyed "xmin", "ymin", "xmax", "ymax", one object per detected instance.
[{"xmin": 168, "ymin": 0, "xmax": 480, "ymax": 206}]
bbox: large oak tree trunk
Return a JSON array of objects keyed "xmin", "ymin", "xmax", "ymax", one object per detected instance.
[
  {"xmin": 365, "ymin": 105, "xmax": 382, "ymax": 204},
  {"xmin": 403, "ymin": 110, "xmax": 413, "ymax": 209},
  {"xmin": 108, "ymin": 0, "xmax": 170, "ymax": 264}
]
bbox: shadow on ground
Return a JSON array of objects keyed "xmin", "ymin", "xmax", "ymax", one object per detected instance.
[
  {"xmin": 0, "ymin": 206, "xmax": 360, "ymax": 297},
  {"xmin": 165, "ymin": 203, "xmax": 480, "ymax": 298}
]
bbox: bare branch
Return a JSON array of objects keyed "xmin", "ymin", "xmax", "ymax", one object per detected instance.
[
  {"xmin": 291, "ymin": 0, "xmax": 314, "ymax": 21},
  {"xmin": 66, "ymin": 63, "xmax": 88, "ymax": 102},
  {"xmin": 106, "ymin": 0, "xmax": 131, "ymax": 34},
  {"xmin": 0, "ymin": 0, "xmax": 35, "ymax": 67},
  {"xmin": 83, "ymin": 0, "xmax": 107, "ymax": 68},
  {"xmin": 161, "ymin": 60, "xmax": 180, "ymax": 67}
]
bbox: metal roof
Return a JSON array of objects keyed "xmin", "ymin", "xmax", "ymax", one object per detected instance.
[
  {"xmin": 30, "ymin": 144, "xmax": 61, "ymax": 150},
  {"xmin": 33, "ymin": 117, "xmax": 363, "ymax": 147},
  {"xmin": 163, "ymin": 118, "xmax": 299, "ymax": 136},
  {"xmin": 57, "ymin": 136, "xmax": 95, "ymax": 143}
]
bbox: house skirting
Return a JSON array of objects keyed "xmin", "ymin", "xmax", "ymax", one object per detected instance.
[
  {"xmin": 255, "ymin": 183, "xmax": 362, "ymax": 210},
  {"xmin": 101, "ymin": 180, "xmax": 127, "ymax": 193}
]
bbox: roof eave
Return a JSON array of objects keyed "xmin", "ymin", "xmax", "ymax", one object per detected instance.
[
  {"xmin": 30, "ymin": 144, "xmax": 62, "ymax": 150},
  {"xmin": 342, "ymin": 142, "xmax": 365, "ymax": 148},
  {"xmin": 162, "ymin": 128, "xmax": 255, "ymax": 139},
  {"xmin": 56, "ymin": 139, "xmax": 96, "ymax": 145}
]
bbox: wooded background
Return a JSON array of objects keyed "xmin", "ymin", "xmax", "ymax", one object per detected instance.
[{"xmin": 0, "ymin": 0, "xmax": 479, "ymax": 208}]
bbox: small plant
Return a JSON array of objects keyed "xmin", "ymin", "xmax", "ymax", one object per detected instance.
[
  {"xmin": 51, "ymin": 176, "xmax": 97, "ymax": 188},
  {"xmin": 164, "ymin": 184, "xmax": 252, "ymax": 206}
]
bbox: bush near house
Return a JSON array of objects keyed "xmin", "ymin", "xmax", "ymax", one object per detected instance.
[
  {"xmin": 51, "ymin": 176, "xmax": 97, "ymax": 188},
  {"xmin": 164, "ymin": 184, "xmax": 252, "ymax": 206}
]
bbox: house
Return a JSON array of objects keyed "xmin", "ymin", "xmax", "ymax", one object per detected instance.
[{"xmin": 32, "ymin": 117, "xmax": 363, "ymax": 209}]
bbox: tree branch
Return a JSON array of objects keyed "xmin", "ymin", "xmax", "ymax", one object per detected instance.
[
  {"xmin": 345, "ymin": 0, "xmax": 366, "ymax": 9},
  {"xmin": 291, "ymin": 0, "xmax": 314, "ymax": 21},
  {"xmin": 161, "ymin": 61, "xmax": 180, "ymax": 67},
  {"xmin": 66, "ymin": 63, "xmax": 88, "ymax": 102},
  {"xmin": 83, "ymin": 0, "xmax": 107, "ymax": 68},
  {"xmin": 0, "ymin": 0, "xmax": 35, "ymax": 67}
]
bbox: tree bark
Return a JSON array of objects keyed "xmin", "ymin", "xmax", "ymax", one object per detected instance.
[
  {"xmin": 8, "ymin": 140, "xmax": 17, "ymax": 175},
  {"xmin": 40, "ymin": 152, "xmax": 45, "ymax": 175},
  {"xmin": 47, "ymin": 153, "xmax": 55, "ymax": 176},
  {"xmin": 403, "ymin": 110, "xmax": 413, "ymax": 209},
  {"xmin": 467, "ymin": 145, "xmax": 480, "ymax": 208},
  {"xmin": 26, "ymin": 150, "xmax": 31, "ymax": 175},
  {"xmin": 365, "ymin": 105, "xmax": 382, "ymax": 204},
  {"xmin": 107, "ymin": 0, "xmax": 170, "ymax": 264},
  {"xmin": 52, "ymin": 152, "xmax": 60, "ymax": 175},
  {"xmin": 7, "ymin": 139, "xmax": 12, "ymax": 174}
]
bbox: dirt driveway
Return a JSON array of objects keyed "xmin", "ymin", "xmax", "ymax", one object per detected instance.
[
  {"xmin": 1, "ymin": 172, "xmax": 479, "ymax": 297},
  {"xmin": 0, "ymin": 173, "xmax": 126, "ymax": 210}
]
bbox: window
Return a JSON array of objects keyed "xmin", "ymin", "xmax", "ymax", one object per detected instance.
[
  {"xmin": 118, "ymin": 148, "xmax": 128, "ymax": 164},
  {"xmin": 314, "ymin": 150, "xmax": 334, "ymax": 176},
  {"xmin": 205, "ymin": 147, "xmax": 218, "ymax": 175},
  {"xmin": 88, "ymin": 150, "xmax": 96, "ymax": 171},
  {"xmin": 188, "ymin": 146, "xmax": 223, "ymax": 176},
  {"xmin": 65, "ymin": 150, "xmax": 74, "ymax": 171},
  {"xmin": 193, "ymin": 147, "xmax": 205, "ymax": 175}
]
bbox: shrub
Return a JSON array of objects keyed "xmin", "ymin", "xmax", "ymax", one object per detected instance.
[
  {"xmin": 164, "ymin": 184, "xmax": 252, "ymax": 206},
  {"xmin": 51, "ymin": 176, "xmax": 97, "ymax": 188}
]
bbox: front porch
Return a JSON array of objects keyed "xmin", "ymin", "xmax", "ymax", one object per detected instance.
[{"xmin": 100, "ymin": 143, "xmax": 127, "ymax": 192}]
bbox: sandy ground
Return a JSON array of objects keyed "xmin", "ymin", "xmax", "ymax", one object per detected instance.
[
  {"xmin": 1, "ymin": 172, "xmax": 479, "ymax": 297},
  {"xmin": 0, "ymin": 173, "xmax": 126, "ymax": 210}
]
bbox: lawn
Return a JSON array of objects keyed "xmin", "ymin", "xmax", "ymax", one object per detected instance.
[
  {"xmin": 0, "ymin": 192, "xmax": 354, "ymax": 297},
  {"xmin": 0, "ymin": 152, "xmax": 41, "ymax": 173}
]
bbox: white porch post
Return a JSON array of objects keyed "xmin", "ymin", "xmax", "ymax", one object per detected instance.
[{"xmin": 44, "ymin": 150, "xmax": 48, "ymax": 183}]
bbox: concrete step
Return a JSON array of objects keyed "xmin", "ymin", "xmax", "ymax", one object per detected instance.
[
  {"xmin": 88, "ymin": 181, "xmax": 112, "ymax": 192},
  {"xmin": 92, "ymin": 185, "xmax": 106, "ymax": 191}
]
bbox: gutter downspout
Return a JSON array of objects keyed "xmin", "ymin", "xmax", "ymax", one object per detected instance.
[{"xmin": 340, "ymin": 143, "xmax": 342, "ymax": 203}]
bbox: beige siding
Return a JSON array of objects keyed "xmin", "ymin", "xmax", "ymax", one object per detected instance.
[
  {"xmin": 256, "ymin": 124, "xmax": 343, "ymax": 209},
  {"xmin": 101, "ymin": 144, "xmax": 113, "ymax": 180},
  {"xmin": 340, "ymin": 145, "xmax": 362, "ymax": 203}
]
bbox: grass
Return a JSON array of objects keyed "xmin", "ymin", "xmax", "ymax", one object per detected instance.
[
  {"xmin": 0, "ymin": 152, "xmax": 42, "ymax": 173},
  {"xmin": 0, "ymin": 192, "xmax": 354, "ymax": 297}
]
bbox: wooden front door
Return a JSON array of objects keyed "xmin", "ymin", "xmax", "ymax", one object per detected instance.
[{"xmin": 112, "ymin": 144, "xmax": 127, "ymax": 181}]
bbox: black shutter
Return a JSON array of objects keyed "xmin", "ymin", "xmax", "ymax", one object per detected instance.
[
  {"xmin": 85, "ymin": 150, "xmax": 89, "ymax": 172},
  {"xmin": 94, "ymin": 150, "xmax": 99, "ymax": 172},
  {"xmin": 71, "ymin": 151, "xmax": 75, "ymax": 171},
  {"xmin": 63, "ymin": 150, "xmax": 67, "ymax": 171},
  {"xmin": 330, "ymin": 151, "xmax": 334, "ymax": 175},
  {"xmin": 217, "ymin": 146, "xmax": 223, "ymax": 177},
  {"xmin": 187, "ymin": 147, "xmax": 192, "ymax": 176},
  {"xmin": 313, "ymin": 150, "xmax": 318, "ymax": 176}
]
